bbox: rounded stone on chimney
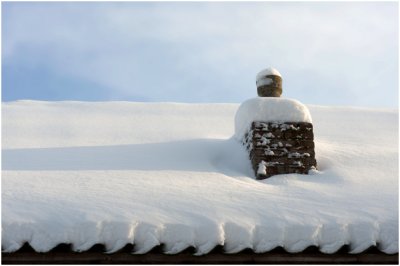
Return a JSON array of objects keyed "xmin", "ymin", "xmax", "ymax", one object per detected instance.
[{"xmin": 256, "ymin": 67, "xmax": 282, "ymax": 97}]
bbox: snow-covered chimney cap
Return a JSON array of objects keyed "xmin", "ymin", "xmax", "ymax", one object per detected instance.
[
  {"xmin": 256, "ymin": 67, "xmax": 282, "ymax": 80},
  {"xmin": 256, "ymin": 67, "xmax": 282, "ymax": 97}
]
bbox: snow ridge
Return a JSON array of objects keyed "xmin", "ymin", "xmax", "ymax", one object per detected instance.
[{"xmin": 2, "ymin": 220, "xmax": 397, "ymax": 254}]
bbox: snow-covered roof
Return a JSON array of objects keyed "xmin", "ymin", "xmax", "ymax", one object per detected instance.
[{"xmin": 2, "ymin": 101, "xmax": 398, "ymax": 255}]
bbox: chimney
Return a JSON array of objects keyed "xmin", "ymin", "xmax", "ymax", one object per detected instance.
[
  {"xmin": 237, "ymin": 68, "xmax": 317, "ymax": 180},
  {"xmin": 256, "ymin": 67, "xmax": 282, "ymax": 97}
]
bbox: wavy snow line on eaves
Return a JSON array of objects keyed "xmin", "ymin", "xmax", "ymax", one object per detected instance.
[{"xmin": 2, "ymin": 220, "xmax": 398, "ymax": 255}]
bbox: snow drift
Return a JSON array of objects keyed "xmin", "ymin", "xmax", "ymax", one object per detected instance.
[
  {"xmin": 234, "ymin": 97, "xmax": 312, "ymax": 139},
  {"xmin": 2, "ymin": 100, "xmax": 398, "ymax": 255}
]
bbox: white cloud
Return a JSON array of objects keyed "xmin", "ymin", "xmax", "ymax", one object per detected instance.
[{"xmin": 2, "ymin": 2, "xmax": 398, "ymax": 106}]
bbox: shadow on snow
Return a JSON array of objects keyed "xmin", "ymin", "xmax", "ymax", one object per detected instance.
[{"xmin": 2, "ymin": 138, "xmax": 252, "ymax": 177}]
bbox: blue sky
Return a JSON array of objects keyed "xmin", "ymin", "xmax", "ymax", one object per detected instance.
[{"xmin": 2, "ymin": 2, "xmax": 398, "ymax": 108}]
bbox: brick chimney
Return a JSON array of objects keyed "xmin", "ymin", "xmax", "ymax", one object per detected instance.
[{"xmin": 241, "ymin": 68, "xmax": 317, "ymax": 179}]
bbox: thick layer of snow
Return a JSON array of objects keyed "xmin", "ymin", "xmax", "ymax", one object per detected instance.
[
  {"xmin": 2, "ymin": 101, "xmax": 237, "ymax": 149},
  {"xmin": 234, "ymin": 97, "xmax": 313, "ymax": 139},
  {"xmin": 2, "ymin": 101, "xmax": 398, "ymax": 255}
]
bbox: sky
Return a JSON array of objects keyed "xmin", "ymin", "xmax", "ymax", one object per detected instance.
[{"xmin": 2, "ymin": 2, "xmax": 399, "ymax": 108}]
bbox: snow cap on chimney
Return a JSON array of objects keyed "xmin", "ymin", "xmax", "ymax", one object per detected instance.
[{"xmin": 256, "ymin": 67, "xmax": 282, "ymax": 97}]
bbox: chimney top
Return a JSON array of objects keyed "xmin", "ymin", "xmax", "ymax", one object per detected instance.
[
  {"xmin": 256, "ymin": 67, "xmax": 282, "ymax": 97},
  {"xmin": 256, "ymin": 67, "xmax": 282, "ymax": 80}
]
